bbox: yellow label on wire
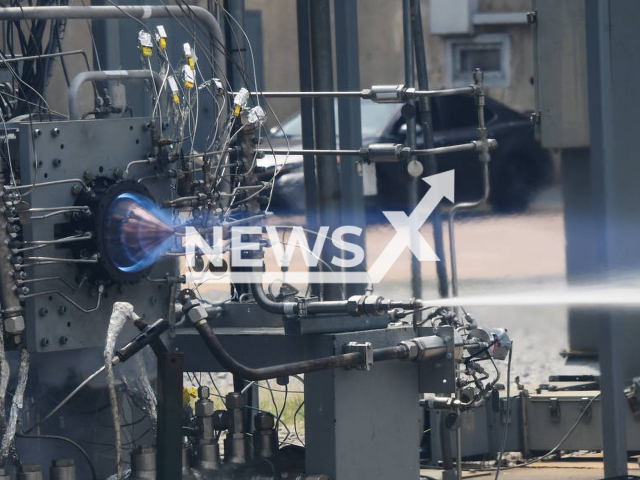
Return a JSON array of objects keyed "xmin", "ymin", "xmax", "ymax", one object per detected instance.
[
  {"xmin": 173, "ymin": 93, "xmax": 180, "ymax": 105},
  {"xmin": 183, "ymin": 65, "xmax": 195, "ymax": 89},
  {"xmin": 234, "ymin": 104, "xmax": 241, "ymax": 116},
  {"xmin": 159, "ymin": 37, "xmax": 167, "ymax": 50},
  {"xmin": 188, "ymin": 57, "xmax": 195, "ymax": 70},
  {"xmin": 141, "ymin": 46, "xmax": 153, "ymax": 57},
  {"xmin": 183, "ymin": 387, "xmax": 197, "ymax": 408}
]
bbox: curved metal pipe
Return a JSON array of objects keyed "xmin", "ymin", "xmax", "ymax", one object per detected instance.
[
  {"xmin": 193, "ymin": 317, "xmax": 413, "ymax": 381},
  {"xmin": 250, "ymin": 281, "xmax": 298, "ymax": 315},
  {"xmin": 68, "ymin": 70, "xmax": 163, "ymax": 120}
]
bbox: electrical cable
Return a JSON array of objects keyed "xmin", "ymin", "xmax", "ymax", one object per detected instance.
[{"xmin": 494, "ymin": 347, "xmax": 512, "ymax": 479}]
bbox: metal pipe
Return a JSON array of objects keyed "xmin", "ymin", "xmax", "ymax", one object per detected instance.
[
  {"xmin": 68, "ymin": 70, "xmax": 163, "ymax": 120},
  {"xmin": 260, "ymin": 140, "xmax": 496, "ymax": 158},
  {"xmin": 335, "ymin": 0, "xmax": 366, "ymax": 297},
  {"xmin": 297, "ymin": 0, "xmax": 320, "ymax": 298},
  {"xmin": 230, "ymin": 86, "xmax": 475, "ymax": 99},
  {"xmin": 309, "ymin": 0, "xmax": 342, "ymax": 301},
  {"xmin": 191, "ymin": 313, "xmax": 417, "ymax": 381},
  {"xmin": 410, "ymin": 0, "xmax": 449, "ymax": 299},
  {"xmin": 194, "ymin": 318, "xmax": 364, "ymax": 380},
  {"xmin": 448, "ymin": 74, "xmax": 492, "ymax": 298},
  {"xmin": 4, "ymin": 178, "xmax": 85, "ymax": 191},
  {"xmin": 403, "ymin": 0, "xmax": 420, "ymax": 327},
  {"xmin": 0, "ymin": 49, "xmax": 90, "ymax": 66},
  {"xmin": 250, "ymin": 281, "xmax": 298, "ymax": 315}
]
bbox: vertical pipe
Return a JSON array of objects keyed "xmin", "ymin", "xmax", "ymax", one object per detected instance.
[
  {"xmin": 224, "ymin": 0, "xmax": 246, "ymax": 91},
  {"xmin": 402, "ymin": 0, "xmax": 422, "ymax": 325},
  {"xmin": 410, "ymin": 0, "xmax": 449, "ymax": 299},
  {"xmin": 296, "ymin": 0, "xmax": 320, "ymax": 298},
  {"xmin": 156, "ymin": 352, "xmax": 183, "ymax": 480},
  {"xmin": 584, "ymin": 0, "xmax": 628, "ymax": 476},
  {"xmin": 309, "ymin": 0, "xmax": 342, "ymax": 300},
  {"xmin": 335, "ymin": 0, "xmax": 366, "ymax": 297}
]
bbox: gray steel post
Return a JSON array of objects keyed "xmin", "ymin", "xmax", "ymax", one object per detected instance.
[
  {"xmin": 224, "ymin": 0, "xmax": 245, "ymax": 91},
  {"xmin": 403, "ymin": 0, "xmax": 422, "ymax": 325},
  {"xmin": 584, "ymin": 0, "xmax": 640, "ymax": 475},
  {"xmin": 410, "ymin": 0, "xmax": 449, "ymax": 299},
  {"xmin": 308, "ymin": 0, "xmax": 342, "ymax": 300},
  {"xmin": 335, "ymin": 0, "xmax": 366, "ymax": 297},
  {"xmin": 296, "ymin": 0, "xmax": 320, "ymax": 298}
]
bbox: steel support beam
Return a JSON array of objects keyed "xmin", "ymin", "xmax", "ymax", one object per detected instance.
[
  {"xmin": 335, "ymin": 0, "xmax": 366, "ymax": 297},
  {"xmin": 308, "ymin": 0, "xmax": 342, "ymax": 300},
  {"xmin": 584, "ymin": 0, "xmax": 640, "ymax": 475},
  {"xmin": 410, "ymin": 0, "xmax": 449, "ymax": 299},
  {"xmin": 156, "ymin": 352, "xmax": 184, "ymax": 480},
  {"xmin": 296, "ymin": 0, "xmax": 320, "ymax": 298}
]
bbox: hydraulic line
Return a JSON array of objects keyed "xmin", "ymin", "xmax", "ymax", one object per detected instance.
[
  {"xmin": 185, "ymin": 298, "xmax": 448, "ymax": 381},
  {"xmin": 193, "ymin": 317, "xmax": 366, "ymax": 380}
]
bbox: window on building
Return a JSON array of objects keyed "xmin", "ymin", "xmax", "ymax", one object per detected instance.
[{"xmin": 447, "ymin": 34, "xmax": 510, "ymax": 87}]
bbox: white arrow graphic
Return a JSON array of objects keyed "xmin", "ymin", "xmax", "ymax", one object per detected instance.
[{"xmin": 367, "ymin": 170, "xmax": 455, "ymax": 284}]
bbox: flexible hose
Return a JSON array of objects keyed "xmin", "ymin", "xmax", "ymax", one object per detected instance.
[
  {"xmin": 104, "ymin": 302, "xmax": 134, "ymax": 480},
  {"xmin": 194, "ymin": 319, "xmax": 363, "ymax": 380}
]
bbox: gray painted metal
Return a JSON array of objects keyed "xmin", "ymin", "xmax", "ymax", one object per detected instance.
[
  {"xmin": 68, "ymin": 70, "xmax": 163, "ymax": 120},
  {"xmin": 296, "ymin": 0, "xmax": 320, "ymax": 298},
  {"xmin": 418, "ymin": 326, "xmax": 456, "ymax": 395},
  {"xmin": 308, "ymin": 0, "xmax": 342, "ymax": 301},
  {"xmin": 303, "ymin": 327, "xmax": 423, "ymax": 479},
  {"xmin": 561, "ymin": 148, "xmax": 600, "ymax": 354},
  {"xmin": 335, "ymin": 0, "xmax": 366, "ymax": 298},
  {"xmin": 17, "ymin": 117, "xmax": 177, "ymax": 352},
  {"xmin": 584, "ymin": 0, "xmax": 640, "ymax": 475},
  {"xmin": 410, "ymin": 0, "xmax": 449, "ymax": 299},
  {"xmin": 533, "ymin": 0, "xmax": 590, "ymax": 148},
  {"xmin": 403, "ymin": 0, "xmax": 424, "ymax": 325}
]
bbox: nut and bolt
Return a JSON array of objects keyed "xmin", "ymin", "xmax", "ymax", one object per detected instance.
[
  {"xmin": 59, "ymin": 336, "xmax": 68, "ymax": 345},
  {"xmin": 51, "ymin": 127, "xmax": 61, "ymax": 137},
  {"xmin": 39, "ymin": 307, "xmax": 48, "ymax": 317},
  {"xmin": 58, "ymin": 306, "xmax": 67, "ymax": 315},
  {"xmin": 198, "ymin": 385, "xmax": 210, "ymax": 400},
  {"xmin": 33, "ymin": 129, "xmax": 41, "ymax": 138},
  {"xmin": 40, "ymin": 338, "xmax": 49, "ymax": 347},
  {"xmin": 52, "ymin": 158, "xmax": 62, "ymax": 167}
]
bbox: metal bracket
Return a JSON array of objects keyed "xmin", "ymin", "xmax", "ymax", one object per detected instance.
[
  {"xmin": 580, "ymin": 397, "xmax": 592, "ymax": 422},
  {"xmin": 549, "ymin": 398, "xmax": 561, "ymax": 423},
  {"xmin": 343, "ymin": 342, "xmax": 373, "ymax": 371}
]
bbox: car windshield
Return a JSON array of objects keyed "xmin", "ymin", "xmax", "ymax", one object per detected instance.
[{"xmin": 271, "ymin": 100, "xmax": 399, "ymax": 139}]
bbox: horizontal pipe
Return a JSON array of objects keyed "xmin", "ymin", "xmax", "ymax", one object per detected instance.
[
  {"xmin": 194, "ymin": 319, "xmax": 364, "ymax": 380},
  {"xmin": 231, "ymin": 86, "xmax": 475, "ymax": 99},
  {"xmin": 260, "ymin": 139, "xmax": 497, "ymax": 158},
  {"xmin": 193, "ymin": 318, "xmax": 413, "ymax": 380},
  {"xmin": 0, "ymin": 49, "xmax": 89, "ymax": 65},
  {"xmin": 68, "ymin": 70, "xmax": 163, "ymax": 120}
]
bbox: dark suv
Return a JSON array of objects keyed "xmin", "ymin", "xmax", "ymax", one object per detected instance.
[{"xmin": 263, "ymin": 95, "xmax": 552, "ymax": 214}]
